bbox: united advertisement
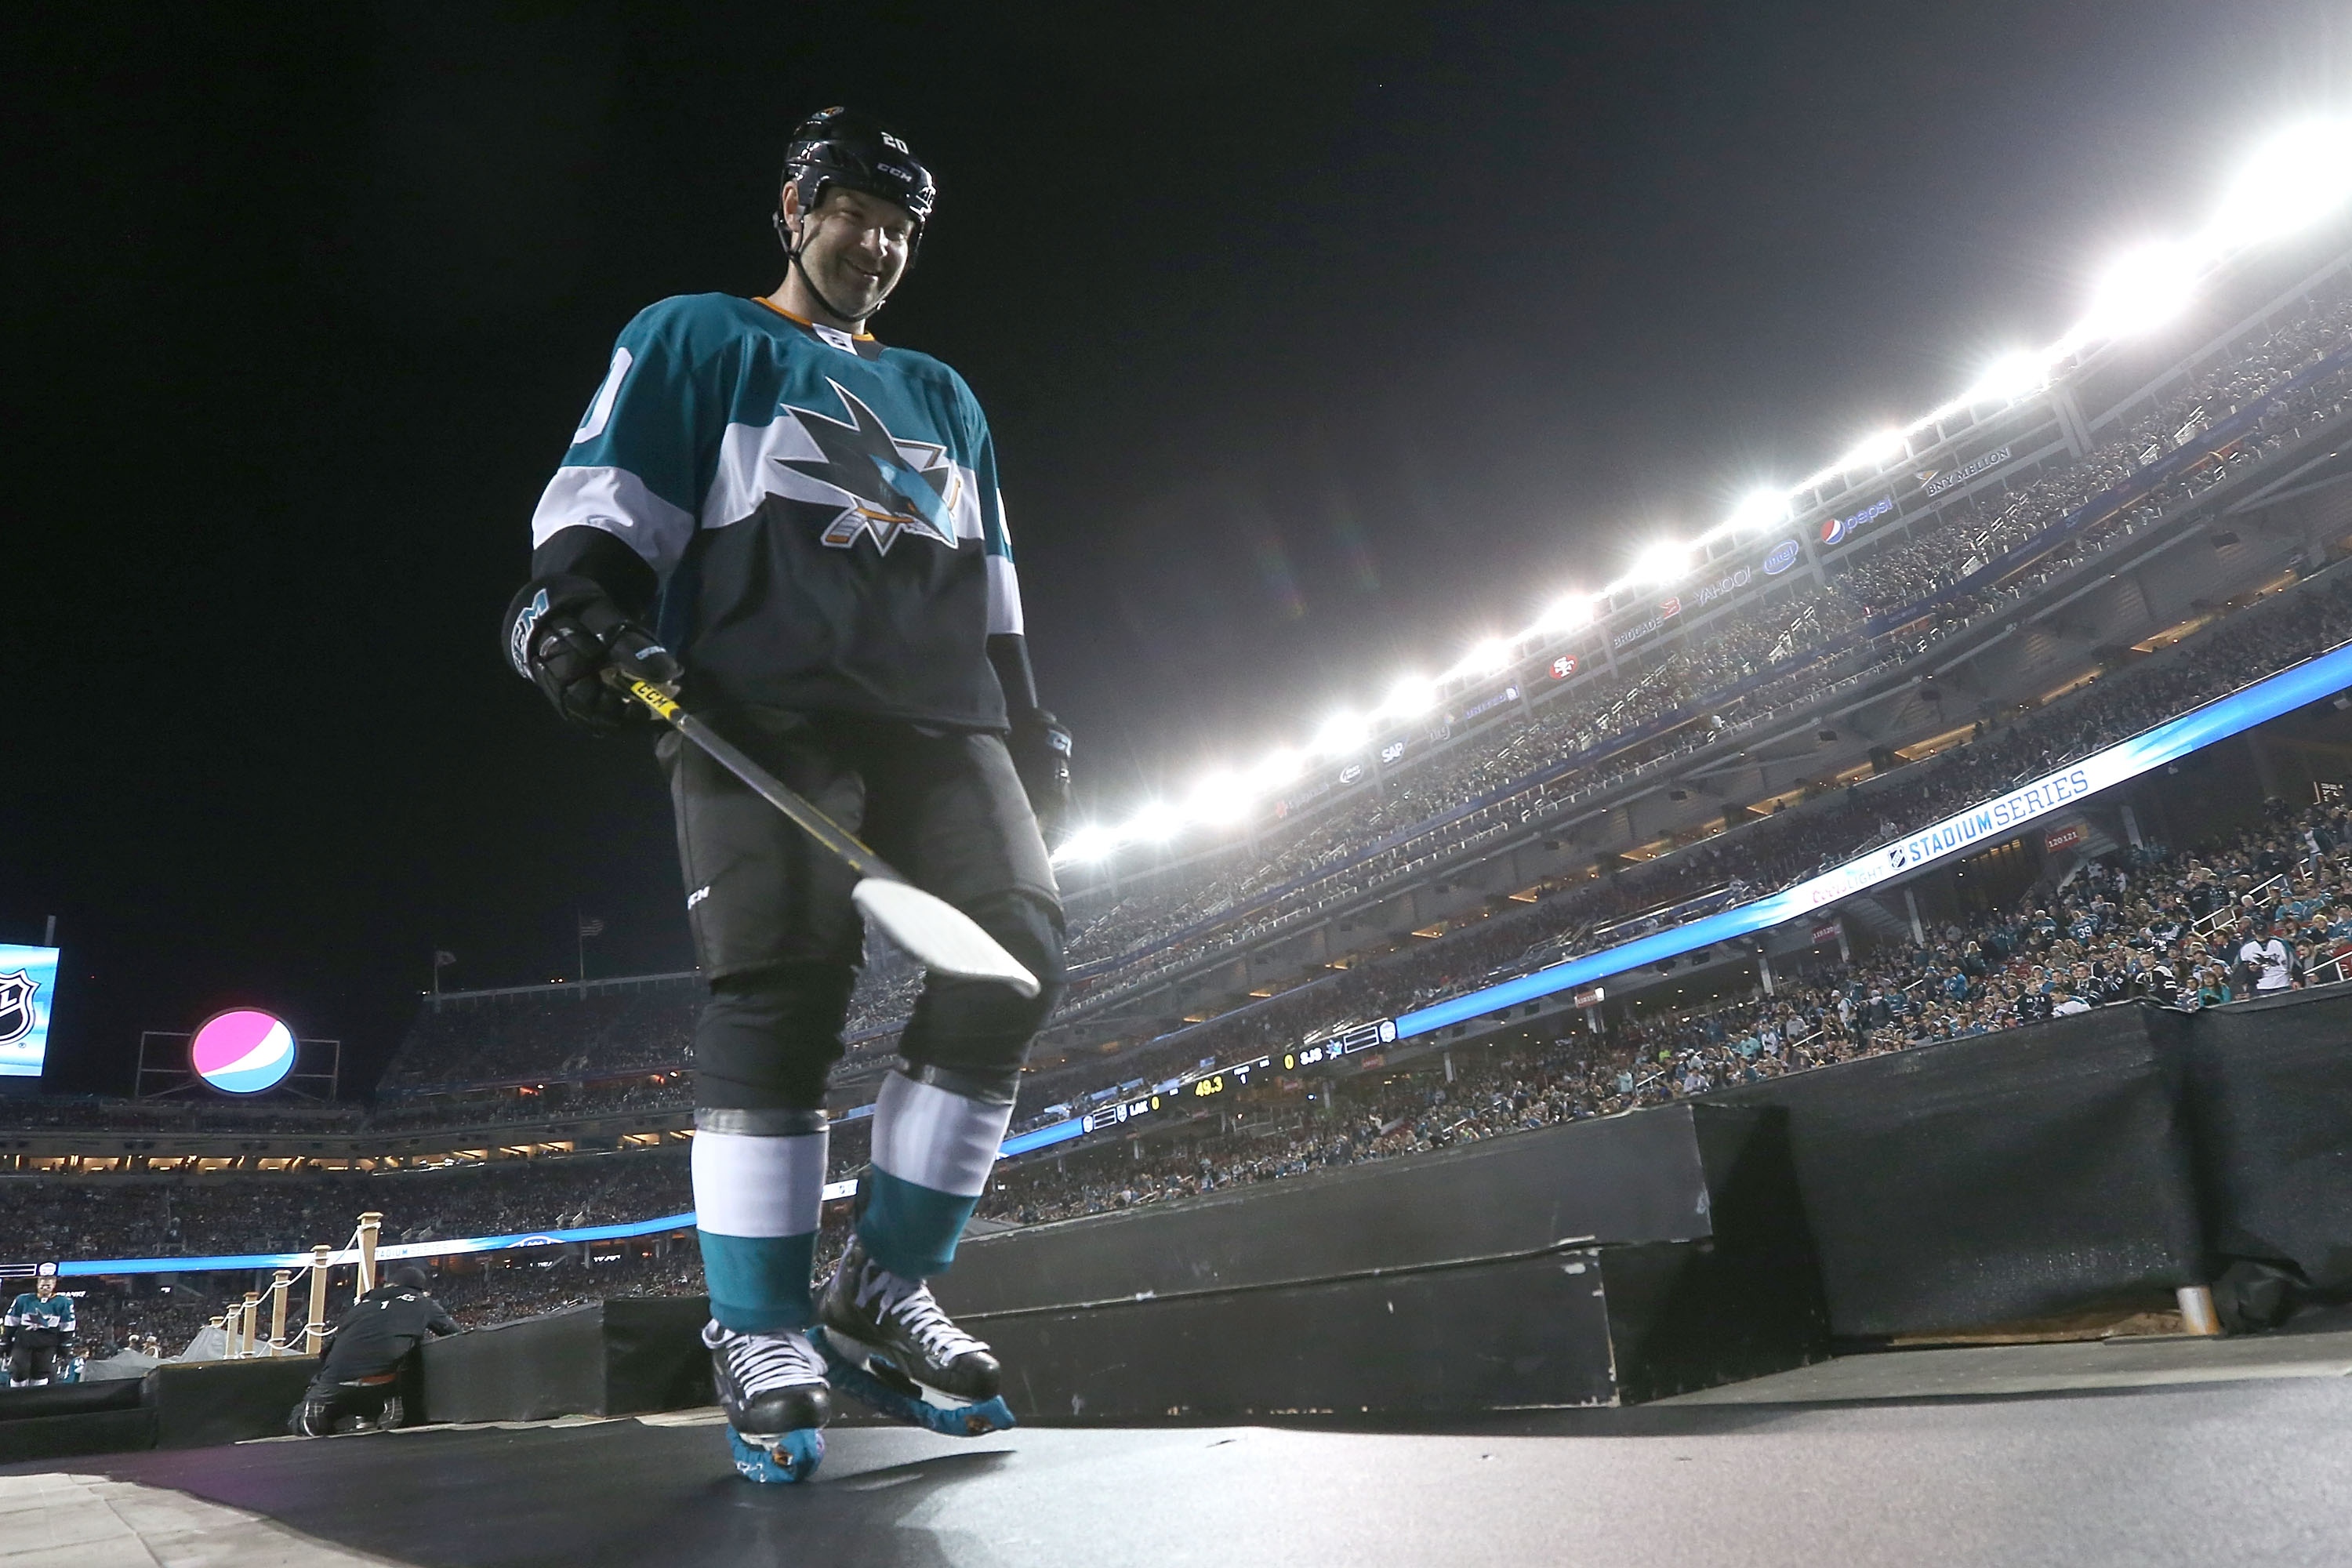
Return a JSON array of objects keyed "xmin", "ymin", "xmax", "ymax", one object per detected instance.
[{"xmin": 0, "ymin": 944, "xmax": 60, "ymax": 1080}]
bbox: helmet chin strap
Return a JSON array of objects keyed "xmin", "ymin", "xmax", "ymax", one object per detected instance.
[{"xmin": 771, "ymin": 209, "xmax": 888, "ymax": 328}]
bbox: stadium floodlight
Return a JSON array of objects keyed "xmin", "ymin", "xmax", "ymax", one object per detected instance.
[
  {"xmin": 1469, "ymin": 638, "xmax": 1512, "ymax": 676},
  {"xmin": 1538, "ymin": 594, "xmax": 1593, "ymax": 632},
  {"xmin": 1187, "ymin": 769, "xmax": 1253, "ymax": 826},
  {"xmin": 2210, "ymin": 118, "xmax": 2352, "ymax": 246},
  {"xmin": 2082, "ymin": 241, "xmax": 2200, "ymax": 340},
  {"xmin": 1385, "ymin": 676, "xmax": 1436, "ymax": 717},
  {"xmin": 1312, "ymin": 711, "xmax": 1368, "ymax": 757},
  {"xmin": 1630, "ymin": 540, "xmax": 1689, "ymax": 586},
  {"xmin": 1127, "ymin": 800, "xmax": 1182, "ymax": 842},
  {"xmin": 1724, "ymin": 488, "xmax": 1788, "ymax": 534},
  {"xmin": 1964, "ymin": 350, "xmax": 2049, "ymax": 405},
  {"xmin": 1251, "ymin": 747, "xmax": 1303, "ymax": 789},
  {"xmin": 1052, "ymin": 826, "xmax": 1117, "ymax": 865},
  {"xmin": 1839, "ymin": 428, "xmax": 1907, "ymax": 469}
]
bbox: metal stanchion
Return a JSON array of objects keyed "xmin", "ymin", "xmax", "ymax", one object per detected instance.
[
  {"xmin": 269, "ymin": 1269, "xmax": 292, "ymax": 1356},
  {"xmin": 357, "ymin": 1212, "xmax": 383, "ymax": 1299},
  {"xmin": 240, "ymin": 1290, "xmax": 261, "ymax": 1358},
  {"xmin": 2177, "ymin": 1284, "xmax": 2223, "ymax": 1336},
  {"xmin": 307, "ymin": 1244, "xmax": 331, "ymax": 1356}
]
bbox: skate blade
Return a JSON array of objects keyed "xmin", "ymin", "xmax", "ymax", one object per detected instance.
[
  {"xmin": 728, "ymin": 1425, "xmax": 825, "ymax": 1484},
  {"xmin": 810, "ymin": 1327, "xmax": 1018, "ymax": 1439}
]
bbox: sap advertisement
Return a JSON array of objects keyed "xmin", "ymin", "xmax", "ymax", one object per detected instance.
[
  {"xmin": 1394, "ymin": 637, "xmax": 2352, "ymax": 1040},
  {"xmin": 0, "ymin": 946, "xmax": 60, "ymax": 1080}
]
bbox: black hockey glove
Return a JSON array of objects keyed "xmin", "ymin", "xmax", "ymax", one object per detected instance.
[
  {"xmin": 502, "ymin": 573, "xmax": 682, "ymax": 735},
  {"xmin": 1008, "ymin": 710, "xmax": 1073, "ymax": 842}
]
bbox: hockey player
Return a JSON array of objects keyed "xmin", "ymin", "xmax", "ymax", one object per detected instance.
[
  {"xmin": 502, "ymin": 108, "xmax": 1069, "ymax": 1475},
  {"xmin": 2, "ymin": 1264, "xmax": 75, "ymax": 1386}
]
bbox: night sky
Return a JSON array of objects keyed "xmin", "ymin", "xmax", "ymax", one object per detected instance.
[{"xmin": 9, "ymin": 2, "xmax": 2346, "ymax": 1092}]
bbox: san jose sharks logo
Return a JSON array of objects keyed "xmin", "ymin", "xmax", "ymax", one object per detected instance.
[
  {"xmin": 775, "ymin": 381, "xmax": 965, "ymax": 555},
  {"xmin": 0, "ymin": 971, "xmax": 37, "ymax": 1047}
]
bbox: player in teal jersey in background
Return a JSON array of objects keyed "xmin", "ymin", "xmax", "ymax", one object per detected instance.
[
  {"xmin": 503, "ymin": 108, "xmax": 1069, "ymax": 1479},
  {"xmin": 3, "ymin": 1264, "xmax": 78, "ymax": 1386}
]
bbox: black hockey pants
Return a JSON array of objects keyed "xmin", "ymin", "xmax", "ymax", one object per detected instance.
[{"xmin": 660, "ymin": 709, "xmax": 1066, "ymax": 1112}]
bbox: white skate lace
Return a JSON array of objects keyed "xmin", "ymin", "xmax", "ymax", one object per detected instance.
[
  {"xmin": 704, "ymin": 1322, "xmax": 825, "ymax": 1393},
  {"xmin": 858, "ymin": 1267, "xmax": 986, "ymax": 1367}
]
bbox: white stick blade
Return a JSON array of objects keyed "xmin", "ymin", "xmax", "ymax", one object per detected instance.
[{"xmin": 852, "ymin": 879, "xmax": 1040, "ymax": 998}]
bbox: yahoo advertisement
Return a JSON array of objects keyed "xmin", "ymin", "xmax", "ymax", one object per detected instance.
[{"xmin": 0, "ymin": 945, "xmax": 60, "ymax": 1080}]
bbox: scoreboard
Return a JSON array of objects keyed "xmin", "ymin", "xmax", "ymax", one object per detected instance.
[{"xmin": 0, "ymin": 945, "xmax": 58, "ymax": 1080}]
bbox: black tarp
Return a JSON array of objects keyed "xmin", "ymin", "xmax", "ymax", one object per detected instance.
[
  {"xmin": 2183, "ymin": 987, "xmax": 2352, "ymax": 1298},
  {"xmin": 1710, "ymin": 1004, "xmax": 2203, "ymax": 1338}
]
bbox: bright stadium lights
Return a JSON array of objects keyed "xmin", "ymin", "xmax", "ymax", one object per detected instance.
[
  {"xmin": 1312, "ymin": 711, "xmax": 1368, "ymax": 757},
  {"xmin": 1385, "ymin": 676, "xmax": 1436, "ymax": 717},
  {"xmin": 1252, "ymin": 747, "xmax": 1304, "ymax": 788},
  {"xmin": 1724, "ymin": 488, "xmax": 1788, "ymax": 533},
  {"xmin": 1188, "ymin": 770, "xmax": 1253, "ymax": 825},
  {"xmin": 1964, "ymin": 350, "xmax": 2049, "ymax": 405},
  {"xmin": 1538, "ymin": 594, "xmax": 1593, "ymax": 632},
  {"xmin": 1629, "ymin": 540, "xmax": 1689, "ymax": 586},
  {"xmin": 2082, "ymin": 241, "xmax": 2201, "ymax": 341},
  {"xmin": 1840, "ymin": 428, "xmax": 1907, "ymax": 469},
  {"xmin": 2211, "ymin": 118, "xmax": 2352, "ymax": 245},
  {"xmin": 1062, "ymin": 113, "xmax": 2352, "ymax": 870},
  {"xmin": 1053, "ymin": 826, "xmax": 1117, "ymax": 865},
  {"xmin": 1127, "ymin": 800, "xmax": 1181, "ymax": 842}
]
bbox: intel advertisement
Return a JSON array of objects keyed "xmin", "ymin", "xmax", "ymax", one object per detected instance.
[{"xmin": 0, "ymin": 945, "xmax": 60, "ymax": 1080}]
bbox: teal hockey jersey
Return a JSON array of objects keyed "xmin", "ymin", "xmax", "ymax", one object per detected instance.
[
  {"xmin": 4, "ymin": 1291, "xmax": 73, "ymax": 1338},
  {"xmin": 529, "ymin": 294, "xmax": 1025, "ymax": 728}
]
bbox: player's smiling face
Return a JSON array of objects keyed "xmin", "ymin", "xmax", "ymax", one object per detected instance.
[{"xmin": 785, "ymin": 184, "xmax": 913, "ymax": 326}]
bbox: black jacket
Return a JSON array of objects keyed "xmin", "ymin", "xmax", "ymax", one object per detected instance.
[{"xmin": 319, "ymin": 1285, "xmax": 458, "ymax": 1381}]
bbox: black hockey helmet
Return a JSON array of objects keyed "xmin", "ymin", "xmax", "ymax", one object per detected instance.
[{"xmin": 780, "ymin": 107, "xmax": 935, "ymax": 241}]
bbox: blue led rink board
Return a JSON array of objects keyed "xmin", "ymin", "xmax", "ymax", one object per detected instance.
[
  {"xmin": 55, "ymin": 637, "xmax": 2352, "ymax": 1279},
  {"xmin": 1395, "ymin": 636, "xmax": 2352, "ymax": 1039}
]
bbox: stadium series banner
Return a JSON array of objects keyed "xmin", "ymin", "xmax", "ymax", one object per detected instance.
[
  {"xmin": 1392, "ymin": 635, "xmax": 2352, "ymax": 1040},
  {"xmin": 0, "ymin": 944, "xmax": 59, "ymax": 1080}
]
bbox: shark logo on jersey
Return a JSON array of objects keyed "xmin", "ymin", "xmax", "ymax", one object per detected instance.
[
  {"xmin": 775, "ymin": 381, "xmax": 965, "ymax": 555},
  {"xmin": 0, "ymin": 971, "xmax": 36, "ymax": 1047}
]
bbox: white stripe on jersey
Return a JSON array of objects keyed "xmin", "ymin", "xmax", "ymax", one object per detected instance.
[
  {"xmin": 985, "ymin": 552, "xmax": 1024, "ymax": 635},
  {"xmin": 531, "ymin": 465, "xmax": 697, "ymax": 575}
]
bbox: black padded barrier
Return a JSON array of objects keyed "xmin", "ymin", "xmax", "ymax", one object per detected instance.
[
  {"xmin": 149, "ymin": 1356, "xmax": 318, "ymax": 1450},
  {"xmin": 419, "ymin": 1295, "xmax": 710, "ymax": 1424},
  {"xmin": 2183, "ymin": 986, "xmax": 2352, "ymax": 1296},
  {"xmin": 944, "ymin": 1104, "xmax": 1832, "ymax": 1416},
  {"xmin": 1710, "ymin": 1002, "xmax": 2203, "ymax": 1338}
]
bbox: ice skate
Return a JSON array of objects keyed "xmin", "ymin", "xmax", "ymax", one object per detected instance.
[
  {"xmin": 814, "ymin": 1236, "xmax": 1018, "ymax": 1439},
  {"xmin": 702, "ymin": 1319, "xmax": 833, "ymax": 1483}
]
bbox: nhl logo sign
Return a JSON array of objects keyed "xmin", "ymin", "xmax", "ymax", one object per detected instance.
[{"xmin": 0, "ymin": 971, "xmax": 37, "ymax": 1047}]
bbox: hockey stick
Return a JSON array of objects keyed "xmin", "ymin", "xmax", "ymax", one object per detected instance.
[{"xmin": 603, "ymin": 670, "xmax": 1040, "ymax": 998}]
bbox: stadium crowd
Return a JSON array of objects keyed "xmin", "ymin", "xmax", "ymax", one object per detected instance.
[
  {"xmin": 21, "ymin": 788, "xmax": 2352, "ymax": 1323},
  {"xmin": 1009, "ymin": 571, "xmax": 2352, "ymax": 1111},
  {"xmin": 1043, "ymin": 296, "xmax": 2352, "ymax": 996}
]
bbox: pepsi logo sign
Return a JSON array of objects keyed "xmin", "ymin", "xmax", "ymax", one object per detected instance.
[{"xmin": 191, "ymin": 1009, "xmax": 296, "ymax": 1095}]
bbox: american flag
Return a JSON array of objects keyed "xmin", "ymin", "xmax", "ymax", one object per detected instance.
[{"xmin": 577, "ymin": 916, "xmax": 606, "ymax": 938}]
